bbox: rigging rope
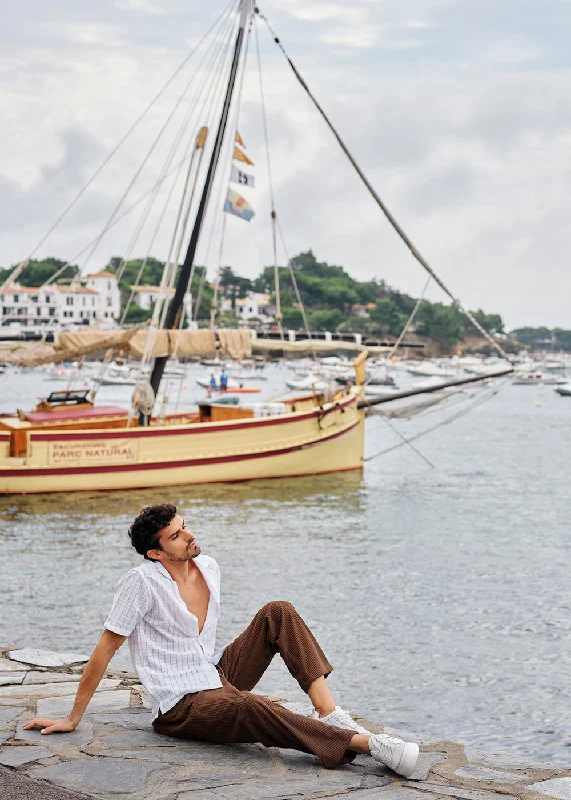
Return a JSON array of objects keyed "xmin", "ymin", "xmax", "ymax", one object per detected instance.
[
  {"xmin": 156, "ymin": 9, "xmax": 240, "ymax": 329},
  {"xmin": 256, "ymin": 8, "xmax": 511, "ymax": 363},
  {"xmin": 123, "ymin": 11, "xmax": 238, "ymax": 329},
  {"xmin": 388, "ymin": 275, "xmax": 431, "ymax": 359},
  {"xmin": 0, "ymin": 0, "xmax": 239, "ymax": 291},
  {"xmin": 78, "ymin": 8, "xmax": 239, "ymax": 277},
  {"xmin": 129, "ymin": 10, "xmax": 242, "ymax": 410},
  {"xmin": 41, "ymin": 0, "xmax": 239, "ymax": 292},
  {"xmin": 254, "ymin": 17, "xmax": 283, "ymax": 340},
  {"xmin": 275, "ymin": 217, "xmax": 316, "ymax": 358},
  {"xmin": 203, "ymin": 13, "xmax": 254, "ymax": 327},
  {"xmin": 364, "ymin": 378, "xmax": 511, "ymax": 462}
]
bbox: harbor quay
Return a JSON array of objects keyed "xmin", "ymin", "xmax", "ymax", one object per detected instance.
[{"xmin": 0, "ymin": 647, "xmax": 569, "ymax": 800}]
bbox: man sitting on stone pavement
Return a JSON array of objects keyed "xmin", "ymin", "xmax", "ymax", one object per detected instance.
[{"xmin": 24, "ymin": 503, "xmax": 420, "ymax": 776}]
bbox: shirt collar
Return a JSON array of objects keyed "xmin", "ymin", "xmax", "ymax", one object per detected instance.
[{"xmin": 152, "ymin": 556, "xmax": 216, "ymax": 593}]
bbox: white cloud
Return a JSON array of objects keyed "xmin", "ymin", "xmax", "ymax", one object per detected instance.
[{"xmin": 2, "ymin": 0, "xmax": 571, "ymax": 328}]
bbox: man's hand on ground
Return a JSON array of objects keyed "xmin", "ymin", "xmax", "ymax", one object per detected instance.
[{"xmin": 22, "ymin": 716, "xmax": 77, "ymax": 734}]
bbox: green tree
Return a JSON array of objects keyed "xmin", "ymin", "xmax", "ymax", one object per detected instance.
[
  {"xmin": 0, "ymin": 258, "xmax": 77, "ymax": 286},
  {"xmin": 370, "ymin": 298, "xmax": 405, "ymax": 336},
  {"xmin": 308, "ymin": 308, "xmax": 344, "ymax": 331},
  {"xmin": 416, "ymin": 302, "xmax": 462, "ymax": 345},
  {"xmin": 510, "ymin": 327, "xmax": 552, "ymax": 348},
  {"xmin": 468, "ymin": 309, "xmax": 505, "ymax": 335},
  {"xmin": 123, "ymin": 304, "xmax": 152, "ymax": 324}
]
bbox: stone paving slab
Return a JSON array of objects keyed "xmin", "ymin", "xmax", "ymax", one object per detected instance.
[
  {"xmin": 8, "ymin": 649, "xmax": 90, "ymax": 668},
  {"xmin": 24, "ymin": 671, "xmax": 82, "ymax": 685},
  {"xmin": 408, "ymin": 752, "xmax": 447, "ymax": 781},
  {"xmin": 0, "ymin": 657, "xmax": 28, "ymax": 672},
  {"xmin": 527, "ymin": 778, "xmax": 571, "ymax": 799},
  {"xmin": 0, "ymin": 678, "xmax": 120, "ymax": 699},
  {"xmin": 0, "ymin": 696, "xmax": 32, "ymax": 706},
  {"xmin": 27, "ymin": 758, "xmax": 169, "ymax": 796},
  {"xmin": 88, "ymin": 711, "xmax": 153, "ymax": 730},
  {"xmin": 0, "ymin": 705, "xmax": 26, "ymax": 729},
  {"xmin": 1, "ymin": 645, "xmax": 569, "ymax": 800},
  {"xmin": 0, "ymin": 765, "xmax": 95, "ymax": 800},
  {"xmin": 454, "ymin": 764, "xmax": 531, "ymax": 784},
  {"xmin": 465, "ymin": 746, "xmax": 567, "ymax": 771},
  {"xmin": 37, "ymin": 689, "xmax": 132, "ymax": 718},
  {"xmin": 0, "ymin": 672, "xmax": 26, "ymax": 686},
  {"xmin": 16, "ymin": 720, "xmax": 95, "ymax": 747},
  {"xmin": 407, "ymin": 781, "xmax": 511, "ymax": 800},
  {"xmin": 0, "ymin": 744, "xmax": 52, "ymax": 767},
  {"xmin": 98, "ymin": 730, "xmax": 181, "ymax": 748}
]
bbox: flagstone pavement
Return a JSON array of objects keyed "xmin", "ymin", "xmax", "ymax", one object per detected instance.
[{"xmin": 0, "ymin": 647, "xmax": 569, "ymax": 800}]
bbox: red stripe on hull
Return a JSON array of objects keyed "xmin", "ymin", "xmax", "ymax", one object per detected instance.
[
  {"xmin": 0, "ymin": 420, "xmax": 360, "ymax": 478},
  {"xmin": 30, "ymin": 396, "xmax": 357, "ymax": 442}
]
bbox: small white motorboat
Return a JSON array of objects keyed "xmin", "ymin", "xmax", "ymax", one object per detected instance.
[{"xmin": 555, "ymin": 382, "xmax": 571, "ymax": 396}]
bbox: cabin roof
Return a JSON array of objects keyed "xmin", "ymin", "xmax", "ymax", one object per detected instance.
[{"xmin": 87, "ymin": 270, "xmax": 116, "ymax": 279}]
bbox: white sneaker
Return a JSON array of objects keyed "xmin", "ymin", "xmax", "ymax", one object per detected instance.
[
  {"xmin": 368, "ymin": 733, "xmax": 419, "ymax": 778},
  {"xmin": 312, "ymin": 705, "xmax": 371, "ymax": 735}
]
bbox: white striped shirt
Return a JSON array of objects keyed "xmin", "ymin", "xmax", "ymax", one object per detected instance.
[{"xmin": 105, "ymin": 555, "xmax": 224, "ymax": 720}]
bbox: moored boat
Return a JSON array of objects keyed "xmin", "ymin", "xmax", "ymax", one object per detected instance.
[{"xmin": 0, "ymin": 382, "xmax": 364, "ymax": 494}]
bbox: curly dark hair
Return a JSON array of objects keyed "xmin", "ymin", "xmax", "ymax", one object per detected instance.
[{"xmin": 129, "ymin": 503, "xmax": 177, "ymax": 560}]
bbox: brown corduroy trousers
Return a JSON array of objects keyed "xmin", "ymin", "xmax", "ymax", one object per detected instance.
[{"xmin": 152, "ymin": 601, "xmax": 357, "ymax": 768}]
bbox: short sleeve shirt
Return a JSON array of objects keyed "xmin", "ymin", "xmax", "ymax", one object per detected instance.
[{"xmin": 105, "ymin": 555, "xmax": 224, "ymax": 720}]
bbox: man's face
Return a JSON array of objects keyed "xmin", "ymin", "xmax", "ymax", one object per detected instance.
[{"xmin": 150, "ymin": 515, "xmax": 201, "ymax": 563}]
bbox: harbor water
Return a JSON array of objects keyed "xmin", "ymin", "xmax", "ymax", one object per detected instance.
[{"xmin": 0, "ymin": 365, "xmax": 570, "ymax": 762}]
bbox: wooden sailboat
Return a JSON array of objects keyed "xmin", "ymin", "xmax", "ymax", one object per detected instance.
[
  {"xmin": 0, "ymin": 0, "xmax": 513, "ymax": 495},
  {"xmin": 0, "ymin": 0, "xmax": 365, "ymax": 495}
]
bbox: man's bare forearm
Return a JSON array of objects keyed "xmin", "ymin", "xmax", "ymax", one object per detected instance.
[{"xmin": 69, "ymin": 631, "xmax": 125, "ymax": 724}]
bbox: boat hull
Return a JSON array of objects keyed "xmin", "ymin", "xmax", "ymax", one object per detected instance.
[{"xmin": 0, "ymin": 393, "xmax": 364, "ymax": 494}]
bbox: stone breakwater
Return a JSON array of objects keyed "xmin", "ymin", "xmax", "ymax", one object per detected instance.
[{"xmin": 0, "ymin": 646, "xmax": 569, "ymax": 800}]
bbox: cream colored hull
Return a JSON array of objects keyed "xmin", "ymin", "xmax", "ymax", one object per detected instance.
[{"xmin": 0, "ymin": 393, "xmax": 364, "ymax": 494}]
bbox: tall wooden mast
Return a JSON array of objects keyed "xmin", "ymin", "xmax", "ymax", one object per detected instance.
[{"xmin": 146, "ymin": 0, "xmax": 252, "ymax": 417}]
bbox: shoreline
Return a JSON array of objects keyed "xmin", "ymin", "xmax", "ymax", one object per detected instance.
[{"xmin": 1, "ymin": 645, "xmax": 569, "ymax": 800}]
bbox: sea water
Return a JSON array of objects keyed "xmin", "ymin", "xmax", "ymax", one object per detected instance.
[{"xmin": 0, "ymin": 364, "xmax": 569, "ymax": 762}]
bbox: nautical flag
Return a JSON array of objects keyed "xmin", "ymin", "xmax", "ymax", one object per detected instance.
[
  {"xmin": 231, "ymin": 165, "xmax": 255, "ymax": 188},
  {"xmin": 235, "ymin": 131, "xmax": 246, "ymax": 148},
  {"xmin": 233, "ymin": 146, "xmax": 254, "ymax": 166},
  {"xmin": 224, "ymin": 189, "xmax": 255, "ymax": 222}
]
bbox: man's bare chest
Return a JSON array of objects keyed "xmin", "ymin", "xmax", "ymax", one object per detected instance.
[{"xmin": 177, "ymin": 572, "xmax": 210, "ymax": 633}]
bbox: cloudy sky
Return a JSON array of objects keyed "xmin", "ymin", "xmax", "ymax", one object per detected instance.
[{"xmin": 3, "ymin": 0, "xmax": 571, "ymax": 329}]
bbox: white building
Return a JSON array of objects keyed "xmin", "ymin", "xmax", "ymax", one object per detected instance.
[
  {"xmin": 129, "ymin": 285, "xmax": 193, "ymax": 324},
  {"xmin": 85, "ymin": 270, "xmax": 122, "ymax": 321},
  {"xmin": 221, "ymin": 291, "xmax": 275, "ymax": 325},
  {"xmin": 0, "ymin": 270, "xmax": 122, "ymax": 330}
]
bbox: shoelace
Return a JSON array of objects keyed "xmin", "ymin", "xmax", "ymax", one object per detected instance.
[{"xmin": 372, "ymin": 735, "xmax": 402, "ymax": 763}]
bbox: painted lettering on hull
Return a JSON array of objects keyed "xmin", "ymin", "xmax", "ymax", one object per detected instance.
[{"xmin": 49, "ymin": 439, "xmax": 139, "ymax": 465}]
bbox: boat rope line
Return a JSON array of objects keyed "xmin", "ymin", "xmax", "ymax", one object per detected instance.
[
  {"xmin": 123, "ymin": 14, "xmax": 241, "ymax": 418},
  {"xmin": 158, "ymin": 10, "xmax": 242, "ymax": 330},
  {"xmin": 255, "ymin": 7, "xmax": 512, "ymax": 363},
  {"xmin": 129, "ymin": 12, "xmax": 239, "ymax": 334},
  {"xmin": 367, "ymin": 385, "xmax": 484, "ymax": 422},
  {"xmin": 275, "ymin": 217, "xmax": 316, "ymax": 356},
  {"xmin": 31, "ymin": 7, "xmax": 239, "ymax": 361},
  {"xmin": 41, "ymin": 0, "xmax": 239, "ymax": 293},
  {"xmin": 0, "ymin": 0, "xmax": 239, "ymax": 291},
  {"xmin": 208, "ymin": 14, "xmax": 254, "ymax": 327},
  {"xmin": 126, "ymin": 6, "xmax": 242, "ymax": 402},
  {"xmin": 254, "ymin": 16, "xmax": 283, "ymax": 340},
  {"xmin": 364, "ymin": 378, "xmax": 511, "ymax": 463},
  {"xmin": 378, "ymin": 413, "xmax": 435, "ymax": 469},
  {"xmin": 388, "ymin": 275, "xmax": 431, "ymax": 359},
  {"xmin": 79, "ymin": 9, "xmax": 241, "ymax": 278}
]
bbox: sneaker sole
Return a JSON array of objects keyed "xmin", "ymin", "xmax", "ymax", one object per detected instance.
[{"xmin": 397, "ymin": 742, "xmax": 420, "ymax": 778}]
